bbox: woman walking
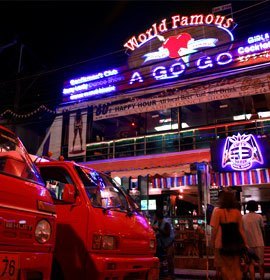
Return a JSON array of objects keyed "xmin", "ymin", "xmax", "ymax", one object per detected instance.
[{"xmin": 210, "ymin": 191, "xmax": 247, "ymax": 280}]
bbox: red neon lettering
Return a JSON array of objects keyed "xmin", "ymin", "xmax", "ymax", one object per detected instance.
[
  {"xmin": 189, "ymin": 14, "xmax": 204, "ymax": 25},
  {"xmin": 180, "ymin": 16, "xmax": 189, "ymax": 26},
  {"xmin": 214, "ymin": 15, "xmax": 226, "ymax": 26},
  {"xmin": 223, "ymin": 18, "xmax": 234, "ymax": 28},
  {"xmin": 171, "ymin": 15, "xmax": 180, "ymax": 29},
  {"xmin": 152, "ymin": 23, "xmax": 158, "ymax": 36},
  {"xmin": 123, "ymin": 36, "xmax": 139, "ymax": 51},
  {"xmin": 145, "ymin": 27, "xmax": 157, "ymax": 39},
  {"xmin": 138, "ymin": 33, "xmax": 148, "ymax": 43},
  {"xmin": 205, "ymin": 14, "xmax": 215, "ymax": 25},
  {"xmin": 158, "ymin": 19, "xmax": 168, "ymax": 32},
  {"xmin": 123, "ymin": 13, "xmax": 234, "ymax": 52}
]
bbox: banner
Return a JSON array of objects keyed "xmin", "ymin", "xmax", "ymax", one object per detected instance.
[
  {"xmin": 152, "ymin": 174, "xmax": 198, "ymax": 188},
  {"xmin": 94, "ymin": 71, "xmax": 270, "ymax": 120},
  {"xmin": 68, "ymin": 110, "xmax": 87, "ymax": 157},
  {"xmin": 211, "ymin": 168, "xmax": 270, "ymax": 186}
]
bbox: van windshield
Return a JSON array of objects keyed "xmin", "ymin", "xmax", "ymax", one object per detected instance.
[
  {"xmin": 0, "ymin": 129, "xmax": 44, "ymax": 184},
  {"xmin": 75, "ymin": 165, "xmax": 139, "ymax": 212}
]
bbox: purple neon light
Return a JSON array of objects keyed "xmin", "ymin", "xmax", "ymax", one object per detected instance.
[
  {"xmin": 238, "ymin": 32, "xmax": 270, "ymax": 55},
  {"xmin": 69, "ymin": 69, "xmax": 119, "ymax": 86},
  {"xmin": 221, "ymin": 133, "xmax": 264, "ymax": 171},
  {"xmin": 69, "ymin": 86, "xmax": 116, "ymax": 100}
]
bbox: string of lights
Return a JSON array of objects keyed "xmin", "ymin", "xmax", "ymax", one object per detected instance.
[{"xmin": 0, "ymin": 105, "xmax": 56, "ymax": 119}]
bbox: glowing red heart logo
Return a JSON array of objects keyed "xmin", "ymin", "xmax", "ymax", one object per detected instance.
[{"xmin": 162, "ymin": 33, "xmax": 192, "ymax": 58}]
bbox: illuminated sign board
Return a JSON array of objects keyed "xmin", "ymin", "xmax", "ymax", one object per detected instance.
[
  {"xmin": 62, "ymin": 68, "xmax": 125, "ymax": 102},
  {"xmin": 62, "ymin": 13, "xmax": 236, "ymax": 103},
  {"xmin": 238, "ymin": 33, "xmax": 270, "ymax": 55},
  {"xmin": 211, "ymin": 133, "xmax": 270, "ymax": 172},
  {"xmin": 236, "ymin": 32, "xmax": 270, "ymax": 66},
  {"xmin": 123, "ymin": 13, "xmax": 234, "ymax": 51},
  {"xmin": 125, "ymin": 13, "xmax": 235, "ymax": 89},
  {"xmin": 222, "ymin": 133, "xmax": 263, "ymax": 171},
  {"xmin": 61, "ymin": 10, "xmax": 269, "ymax": 104}
]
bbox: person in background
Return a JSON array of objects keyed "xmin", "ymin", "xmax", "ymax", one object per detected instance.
[
  {"xmin": 196, "ymin": 224, "xmax": 205, "ymax": 258},
  {"xmin": 58, "ymin": 155, "xmax": 65, "ymax": 161},
  {"xmin": 242, "ymin": 200, "xmax": 265, "ymax": 280},
  {"xmin": 152, "ymin": 210, "xmax": 175, "ymax": 279},
  {"xmin": 210, "ymin": 190, "xmax": 247, "ymax": 280},
  {"xmin": 209, "ymin": 191, "xmax": 223, "ymax": 280}
]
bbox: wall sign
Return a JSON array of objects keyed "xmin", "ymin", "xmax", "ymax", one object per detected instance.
[
  {"xmin": 124, "ymin": 13, "xmax": 234, "ymax": 52},
  {"xmin": 126, "ymin": 18, "xmax": 235, "ymax": 90},
  {"xmin": 236, "ymin": 32, "xmax": 270, "ymax": 67},
  {"xmin": 61, "ymin": 9, "xmax": 269, "ymax": 104},
  {"xmin": 62, "ymin": 12, "xmax": 236, "ymax": 103},
  {"xmin": 222, "ymin": 133, "xmax": 263, "ymax": 171},
  {"xmin": 211, "ymin": 133, "xmax": 270, "ymax": 172},
  {"xmin": 93, "ymin": 71, "xmax": 270, "ymax": 120},
  {"xmin": 62, "ymin": 68, "xmax": 125, "ymax": 102}
]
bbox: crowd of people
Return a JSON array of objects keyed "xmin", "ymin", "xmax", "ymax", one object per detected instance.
[
  {"xmin": 210, "ymin": 191, "xmax": 265, "ymax": 280},
  {"xmin": 152, "ymin": 190, "xmax": 266, "ymax": 280}
]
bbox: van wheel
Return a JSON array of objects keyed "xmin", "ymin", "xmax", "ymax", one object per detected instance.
[{"xmin": 51, "ymin": 259, "xmax": 64, "ymax": 280}]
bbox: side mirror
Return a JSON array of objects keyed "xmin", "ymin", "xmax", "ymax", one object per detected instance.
[{"xmin": 62, "ymin": 184, "xmax": 76, "ymax": 204}]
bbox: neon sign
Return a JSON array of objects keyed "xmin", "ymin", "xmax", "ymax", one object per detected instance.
[
  {"xmin": 248, "ymin": 33, "xmax": 270, "ymax": 44},
  {"xmin": 62, "ymin": 13, "xmax": 244, "ymax": 103},
  {"xmin": 238, "ymin": 32, "xmax": 270, "ymax": 55},
  {"xmin": 124, "ymin": 13, "xmax": 234, "ymax": 52},
  {"xmin": 142, "ymin": 33, "xmax": 219, "ymax": 65},
  {"xmin": 69, "ymin": 86, "xmax": 116, "ymax": 100},
  {"xmin": 222, "ymin": 133, "xmax": 263, "ymax": 171},
  {"xmin": 129, "ymin": 52, "xmax": 233, "ymax": 83},
  {"xmin": 69, "ymin": 69, "xmax": 119, "ymax": 86},
  {"xmin": 236, "ymin": 32, "xmax": 270, "ymax": 66},
  {"xmin": 125, "ymin": 14, "xmax": 235, "ymax": 88},
  {"xmin": 62, "ymin": 68, "xmax": 124, "ymax": 101}
]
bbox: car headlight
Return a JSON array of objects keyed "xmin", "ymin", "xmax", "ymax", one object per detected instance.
[
  {"xmin": 35, "ymin": 219, "xmax": 52, "ymax": 243},
  {"xmin": 92, "ymin": 234, "xmax": 117, "ymax": 250}
]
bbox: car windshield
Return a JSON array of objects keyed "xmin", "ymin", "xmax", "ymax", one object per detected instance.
[
  {"xmin": 0, "ymin": 128, "xmax": 44, "ymax": 185},
  {"xmin": 75, "ymin": 165, "xmax": 139, "ymax": 212}
]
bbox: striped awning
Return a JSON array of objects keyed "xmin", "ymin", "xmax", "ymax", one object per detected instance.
[
  {"xmin": 151, "ymin": 174, "xmax": 198, "ymax": 188},
  {"xmin": 211, "ymin": 168, "xmax": 270, "ymax": 187}
]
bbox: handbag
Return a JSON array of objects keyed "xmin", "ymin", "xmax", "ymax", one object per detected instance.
[{"xmin": 219, "ymin": 210, "xmax": 245, "ymax": 256}]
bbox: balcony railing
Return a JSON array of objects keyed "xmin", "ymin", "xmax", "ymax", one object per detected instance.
[{"xmin": 85, "ymin": 118, "xmax": 270, "ymax": 161}]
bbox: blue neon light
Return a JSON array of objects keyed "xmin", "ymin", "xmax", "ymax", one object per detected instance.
[
  {"xmin": 69, "ymin": 86, "xmax": 116, "ymax": 100},
  {"xmin": 69, "ymin": 69, "xmax": 119, "ymax": 86},
  {"xmin": 238, "ymin": 32, "xmax": 270, "ymax": 55}
]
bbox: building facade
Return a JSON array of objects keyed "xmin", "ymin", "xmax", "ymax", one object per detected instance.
[{"xmin": 37, "ymin": 4, "xmax": 270, "ymax": 258}]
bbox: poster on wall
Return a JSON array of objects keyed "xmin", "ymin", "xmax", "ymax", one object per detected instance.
[
  {"xmin": 68, "ymin": 109, "xmax": 87, "ymax": 157},
  {"xmin": 211, "ymin": 133, "xmax": 270, "ymax": 172}
]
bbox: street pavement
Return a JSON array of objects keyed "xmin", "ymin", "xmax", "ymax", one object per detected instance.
[
  {"xmin": 174, "ymin": 268, "xmax": 270, "ymax": 279},
  {"xmin": 174, "ymin": 268, "xmax": 215, "ymax": 279}
]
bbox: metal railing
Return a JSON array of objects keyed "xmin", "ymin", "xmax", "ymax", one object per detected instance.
[{"xmin": 85, "ymin": 118, "xmax": 270, "ymax": 161}]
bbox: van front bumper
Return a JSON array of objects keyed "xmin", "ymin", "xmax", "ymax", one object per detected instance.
[{"xmin": 88, "ymin": 254, "xmax": 160, "ymax": 280}]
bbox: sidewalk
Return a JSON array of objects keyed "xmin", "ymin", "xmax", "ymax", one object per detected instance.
[
  {"xmin": 175, "ymin": 268, "xmax": 270, "ymax": 279},
  {"xmin": 175, "ymin": 268, "xmax": 215, "ymax": 279}
]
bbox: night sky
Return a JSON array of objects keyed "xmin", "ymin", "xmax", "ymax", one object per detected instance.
[{"xmin": 0, "ymin": 1, "xmax": 269, "ymax": 115}]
